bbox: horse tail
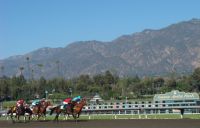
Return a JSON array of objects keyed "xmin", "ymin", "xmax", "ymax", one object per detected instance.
[
  {"xmin": 50, "ymin": 106, "xmax": 57, "ymax": 115},
  {"xmin": 7, "ymin": 109, "xmax": 11, "ymax": 115},
  {"xmin": 7, "ymin": 106, "xmax": 15, "ymax": 114}
]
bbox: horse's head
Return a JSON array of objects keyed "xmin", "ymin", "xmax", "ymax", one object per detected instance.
[
  {"xmin": 44, "ymin": 101, "xmax": 52, "ymax": 107},
  {"xmin": 80, "ymin": 98, "xmax": 87, "ymax": 106}
]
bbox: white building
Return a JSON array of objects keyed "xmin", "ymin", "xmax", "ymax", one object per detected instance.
[{"xmin": 90, "ymin": 94, "xmax": 104, "ymax": 104}]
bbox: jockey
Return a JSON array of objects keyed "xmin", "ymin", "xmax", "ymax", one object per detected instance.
[
  {"xmin": 31, "ymin": 98, "xmax": 45, "ymax": 114},
  {"xmin": 31, "ymin": 99, "xmax": 41, "ymax": 106},
  {"xmin": 71, "ymin": 96, "xmax": 81, "ymax": 112},
  {"xmin": 16, "ymin": 99, "xmax": 24, "ymax": 107},
  {"xmin": 61, "ymin": 98, "xmax": 72, "ymax": 109},
  {"xmin": 72, "ymin": 96, "xmax": 81, "ymax": 103},
  {"xmin": 32, "ymin": 98, "xmax": 45, "ymax": 107},
  {"xmin": 63, "ymin": 98, "xmax": 72, "ymax": 105}
]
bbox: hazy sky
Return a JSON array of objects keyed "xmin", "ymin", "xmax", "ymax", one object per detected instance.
[{"xmin": 1, "ymin": 0, "xmax": 200, "ymax": 59}]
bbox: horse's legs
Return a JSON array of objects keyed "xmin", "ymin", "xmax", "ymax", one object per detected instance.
[
  {"xmin": 37, "ymin": 114, "xmax": 41, "ymax": 120},
  {"xmin": 68, "ymin": 113, "xmax": 70, "ymax": 118},
  {"xmin": 72, "ymin": 113, "xmax": 77, "ymax": 120},
  {"xmin": 10, "ymin": 113, "xmax": 15, "ymax": 123},
  {"xmin": 10, "ymin": 113, "xmax": 13, "ymax": 120},
  {"xmin": 6, "ymin": 115, "xmax": 9, "ymax": 120},
  {"xmin": 23, "ymin": 116, "xmax": 26, "ymax": 122},
  {"xmin": 67, "ymin": 113, "xmax": 71, "ymax": 119},
  {"xmin": 17, "ymin": 115, "xmax": 20, "ymax": 121},
  {"xmin": 55, "ymin": 111, "xmax": 62, "ymax": 122},
  {"xmin": 41, "ymin": 112, "xmax": 45, "ymax": 120},
  {"xmin": 44, "ymin": 115, "xmax": 46, "ymax": 120},
  {"xmin": 55, "ymin": 113, "xmax": 59, "ymax": 122},
  {"xmin": 64, "ymin": 113, "xmax": 68, "ymax": 120},
  {"xmin": 65, "ymin": 115, "xmax": 68, "ymax": 120},
  {"xmin": 28, "ymin": 115, "xmax": 31, "ymax": 121},
  {"xmin": 43, "ymin": 111, "xmax": 46, "ymax": 120},
  {"xmin": 77, "ymin": 113, "xmax": 80, "ymax": 118},
  {"xmin": 31, "ymin": 114, "xmax": 36, "ymax": 120},
  {"xmin": 73, "ymin": 113, "xmax": 78, "ymax": 123}
]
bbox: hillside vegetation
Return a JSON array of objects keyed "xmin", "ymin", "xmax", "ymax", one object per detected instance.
[{"xmin": 1, "ymin": 68, "xmax": 200, "ymax": 101}]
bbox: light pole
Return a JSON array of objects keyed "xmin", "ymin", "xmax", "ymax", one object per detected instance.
[
  {"xmin": 52, "ymin": 89, "xmax": 55, "ymax": 93},
  {"xmin": 45, "ymin": 90, "xmax": 48, "ymax": 99},
  {"xmin": 125, "ymin": 96, "xmax": 128, "ymax": 114},
  {"xmin": 0, "ymin": 101, "xmax": 2, "ymax": 110},
  {"xmin": 69, "ymin": 88, "xmax": 72, "ymax": 97}
]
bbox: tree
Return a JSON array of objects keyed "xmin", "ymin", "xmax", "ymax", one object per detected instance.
[
  {"xmin": 104, "ymin": 71, "xmax": 115, "ymax": 85},
  {"xmin": 31, "ymin": 69, "xmax": 34, "ymax": 80},
  {"xmin": 132, "ymin": 82, "xmax": 144, "ymax": 98},
  {"xmin": 191, "ymin": 67, "xmax": 200, "ymax": 91},
  {"xmin": 26, "ymin": 57, "xmax": 31, "ymax": 80},
  {"xmin": 0, "ymin": 66, "xmax": 5, "ymax": 77},
  {"xmin": 76, "ymin": 75, "xmax": 92, "ymax": 92},
  {"xmin": 37, "ymin": 64, "xmax": 44, "ymax": 78},
  {"xmin": 93, "ymin": 74, "xmax": 104, "ymax": 86},
  {"xmin": 0, "ymin": 78, "xmax": 11, "ymax": 97},
  {"xmin": 19, "ymin": 66, "xmax": 24, "ymax": 76},
  {"xmin": 153, "ymin": 77, "xmax": 165, "ymax": 94},
  {"xmin": 165, "ymin": 78, "xmax": 177, "ymax": 90},
  {"xmin": 37, "ymin": 77, "xmax": 47, "ymax": 98}
]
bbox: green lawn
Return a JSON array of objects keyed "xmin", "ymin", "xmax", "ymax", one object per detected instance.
[
  {"xmin": 1, "ymin": 114, "xmax": 200, "ymax": 121},
  {"xmin": 1, "ymin": 101, "xmax": 16, "ymax": 108}
]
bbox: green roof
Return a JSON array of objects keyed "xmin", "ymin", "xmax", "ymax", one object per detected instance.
[{"xmin": 153, "ymin": 90, "xmax": 199, "ymax": 101}]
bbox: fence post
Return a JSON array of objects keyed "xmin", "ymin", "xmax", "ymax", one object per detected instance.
[
  {"xmin": 138, "ymin": 110, "xmax": 141, "ymax": 119},
  {"xmin": 180, "ymin": 114, "xmax": 183, "ymax": 119},
  {"xmin": 88, "ymin": 113, "xmax": 91, "ymax": 120},
  {"xmin": 145, "ymin": 110, "xmax": 147, "ymax": 119}
]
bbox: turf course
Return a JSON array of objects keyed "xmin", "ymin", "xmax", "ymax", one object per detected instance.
[{"xmin": 1, "ymin": 113, "xmax": 200, "ymax": 121}]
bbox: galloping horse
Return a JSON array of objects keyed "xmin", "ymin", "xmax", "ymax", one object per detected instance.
[
  {"xmin": 50, "ymin": 98, "xmax": 86, "ymax": 121},
  {"xmin": 7, "ymin": 105, "xmax": 32, "ymax": 122},
  {"xmin": 72, "ymin": 98, "xmax": 86, "ymax": 119},
  {"xmin": 50, "ymin": 103, "xmax": 73, "ymax": 121},
  {"xmin": 32, "ymin": 101, "xmax": 51, "ymax": 120}
]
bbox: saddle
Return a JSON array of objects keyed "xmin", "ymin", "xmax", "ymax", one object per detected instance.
[
  {"xmin": 60, "ymin": 104, "xmax": 69, "ymax": 110},
  {"xmin": 60, "ymin": 105, "xmax": 65, "ymax": 109}
]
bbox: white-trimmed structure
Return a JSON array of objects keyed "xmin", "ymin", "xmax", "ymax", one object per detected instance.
[{"xmin": 90, "ymin": 94, "xmax": 104, "ymax": 104}]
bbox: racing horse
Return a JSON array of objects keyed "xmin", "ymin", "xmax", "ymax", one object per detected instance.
[
  {"xmin": 50, "ymin": 103, "xmax": 74, "ymax": 121},
  {"xmin": 31, "ymin": 100, "xmax": 51, "ymax": 120},
  {"xmin": 7, "ymin": 105, "xmax": 32, "ymax": 122},
  {"xmin": 72, "ymin": 98, "xmax": 87, "ymax": 119},
  {"xmin": 50, "ymin": 98, "xmax": 86, "ymax": 121}
]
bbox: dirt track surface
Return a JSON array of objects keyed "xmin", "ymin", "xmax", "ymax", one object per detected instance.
[{"xmin": 0, "ymin": 119, "xmax": 200, "ymax": 128}]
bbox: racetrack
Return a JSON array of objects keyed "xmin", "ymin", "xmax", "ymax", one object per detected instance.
[{"xmin": 1, "ymin": 119, "xmax": 200, "ymax": 128}]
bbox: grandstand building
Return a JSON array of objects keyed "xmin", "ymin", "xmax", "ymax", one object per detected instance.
[{"xmin": 83, "ymin": 90, "xmax": 200, "ymax": 114}]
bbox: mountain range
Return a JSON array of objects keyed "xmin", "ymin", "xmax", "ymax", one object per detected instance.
[{"xmin": 1, "ymin": 18, "xmax": 200, "ymax": 79}]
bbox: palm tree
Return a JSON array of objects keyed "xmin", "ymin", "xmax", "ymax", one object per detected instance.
[
  {"xmin": 19, "ymin": 66, "xmax": 24, "ymax": 76},
  {"xmin": 31, "ymin": 69, "xmax": 34, "ymax": 80},
  {"xmin": 26, "ymin": 57, "xmax": 31, "ymax": 80}
]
